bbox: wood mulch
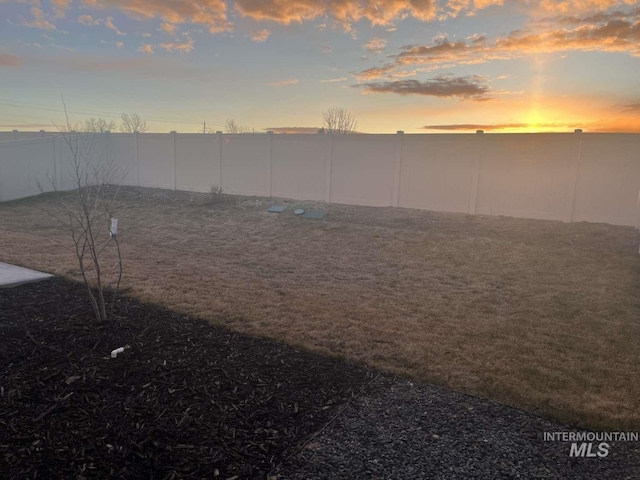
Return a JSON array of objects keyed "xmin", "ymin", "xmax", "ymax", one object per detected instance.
[{"xmin": 0, "ymin": 278, "xmax": 374, "ymax": 479}]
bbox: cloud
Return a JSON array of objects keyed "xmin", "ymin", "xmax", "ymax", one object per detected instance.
[
  {"xmin": 160, "ymin": 22, "xmax": 178, "ymax": 34},
  {"xmin": 250, "ymin": 29, "xmax": 270, "ymax": 42},
  {"xmin": 421, "ymin": 122, "xmax": 540, "ymax": 131},
  {"xmin": 105, "ymin": 16, "xmax": 126, "ymax": 35},
  {"xmin": 116, "ymin": 41, "xmax": 124, "ymax": 48},
  {"xmin": 267, "ymin": 78, "xmax": 299, "ymax": 86},
  {"xmin": 233, "ymin": 0, "xmax": 498, "ymax": 30},
  {"xmin": 138, "ymin": 44, "xmax": 154, "ymax": 54},
  {"xmin": 0, "ymin": 53, "xmax": 22, "ymax": 67},
  {"xmin": 319, "ymin": 45, "xmax": 333, "ymax": 53},
  {"xmin": 355, "ymin": 6, "xmax": 640, "ymax": 80},
  {"xmin": 537, "ymin": 0, "xmax": 638, "ymax": 15},
  {"xmin": 353, "ymin": 65, "xmax": 395, "ymax": 81},
  {"xmin": 81, "ymin": 0, "xmax": 231, "ymax": 34},
  {"xmin": 443, "ymin": 0, "xmax": 504, "ymax": 18},
  {"xmin": 363, "ymin": 37, "xmax": 387, "ymax": 53},
  {"xmin": 23, "ymin": 6, "xmax": 56, "ymax": 30},
  {"xmin": 158, "ymin": 37, "xmax": 195, "ymax": 52},
  {"xmin": 263, "ymin": 127, "xmax": 321, "ymax": 134},
  {"xmin": 78, "ymin": 14, "xmax": 100, "ymax": 26},
  {"xmin": 621, "ymin": 103, "xmax": 640, "ymax": 112},
  {"xmin": 51, "ymin": 0, "xmax": 72, "ymax": 17},
  {"xmin": 320, "ymin": 77, "xmax": 349, "ymax": 82},
  {"xmin": 357, "ymin": 75, "xmax": 491, "ymax": 101}
]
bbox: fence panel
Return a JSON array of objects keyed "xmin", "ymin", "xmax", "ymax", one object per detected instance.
[
  {"xmin": 138, "ymin": 134, "xmax": 175, "ymax": 189},
  {"xmin": 475, "ymin": 134, "xmax": 576, "ymax": 221},
  {"xmin": 572, "ymin": 134, "xmax": 640, "ymax": 226},
  {"xmin": 271, "ymin": 134, "xmax": 326, "ymax": 201},
  {"xmin": 175, "ymin": 134, "xmax": 219, "ymax": 193},
  {"xmin": 220, "ymin": 134, "xmax": 271, "ymax": 196},
  {"xmin": 0, "ymin": 137, "xmax": 55, "ymax": 201},
  {"xmin": 330, "ymin": 134, "xmax": 396, "ymax": 206}
]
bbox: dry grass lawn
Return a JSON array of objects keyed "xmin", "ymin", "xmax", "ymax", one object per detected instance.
[{"xmin": 1, "ymin": 187, "xmax": 639, "ymax": 430}]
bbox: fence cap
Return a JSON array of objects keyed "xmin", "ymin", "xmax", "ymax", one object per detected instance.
[
  {"xmin": 476, "ymin": 130, "xmax": 484, "ymax": 134},
  {"xmin": 574, "ymin": 128, "xmax": 583, "ymax": 133}
]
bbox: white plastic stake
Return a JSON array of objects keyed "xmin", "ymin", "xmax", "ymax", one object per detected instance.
[
  {"xmin": 110, "ymin": 218, "xmax": 118, "ymax": 238},
  {"xmin": 110, "ymin": 345, "xmax": 130, "ymax": 358}
]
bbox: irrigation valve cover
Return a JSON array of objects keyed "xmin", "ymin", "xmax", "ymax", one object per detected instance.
[{"xmin": 110, "ymin": 218, "xmax": 118, "ymax": 238}]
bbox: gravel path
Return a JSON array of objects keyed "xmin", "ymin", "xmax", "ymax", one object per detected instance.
[{"xmin": 280, "ymin": 376, "xmax": 640, "ymax": 479}]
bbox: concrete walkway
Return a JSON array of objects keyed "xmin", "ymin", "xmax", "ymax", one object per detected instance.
[{"xmin": 0, "ymin": 262, "xmax": 53, "ymax": 288}]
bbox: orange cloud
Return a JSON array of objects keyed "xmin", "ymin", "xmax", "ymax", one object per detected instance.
[
  {"xmin": 267, "ymin": 78, "xmax": 299, "ymax": 86},
  {"xmin": 421, "ymin": 122, "xmax": 565, "ymax": 131},
  {"xmin": 320, "ymin": 77, "xmax": 349, "ymax": 82},
  {"xmin": 160, "ymin": 22, "xmax": 178, "ymax": 34},
  {"xmin": 158, "ymin": 37, "xmax": 195, "ymax": 53},
  {"xmin": 0, "ymin": 53, "xmax": 22, "ymax": 67},
  {"xmin": 51, "ymin": 0, "xmax": 71, "ymax": 17},
  {"xmin": 105, "ymin": 16, "xmax": 126, "ymax": 35},
  {"xmin": 538, "ymin": 0, "xmax": 638, "ymax": 15},
  {"xmin": 78, "ymin": 14, "xmax": 100, "ymax": 26},
  {"xmin": 82, "ymin": 0, "xmax": 231, "ymax": 33},
  {"xmin": 250, "ymin": 29, "xmax": 270, "ymax": 42},
  {"xmin": 363, "ymin": 37, "xmax": 387, "ymax": 52},
  {"xmin": 137, "ymin": 44, "xmax": 154, "ymax": 54},
  {"xmin": 444, "ymin": 0, "xmax": 503, "ymax": 17},
  {"xmin": 355, "ymin": 6, "xmax": 640, "ymax": 79},
  {"xmin": 232, "ymin": 0, "xmax": 499, "ymax": 29},
  {"xmin": 23, "ymin": 6, "xmax": 56, "ymax": 30}
]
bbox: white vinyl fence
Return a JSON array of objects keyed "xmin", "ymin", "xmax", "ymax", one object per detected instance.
[{"xmin": 1, "ymin": 131, "xmax": 639, "ymax": 227}]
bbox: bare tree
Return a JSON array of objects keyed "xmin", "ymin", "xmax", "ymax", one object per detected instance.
[
  {"xmin": 224, "ymin": 118, "xmax": 254, "ymax": 134},
  {"xmin": 322, "ymin": 106, "xmax": 358, "ymax": 134},
  {"xmin": 120, "ymin": 112, "xmax": 149, "ymax": 133},
  {"xmin": 76, "ymin": 117, "xmax": 117, "ymax": 133},
  {"xmin": 43, "ymin": 100, "xmax": 125, "ymax": 322}
]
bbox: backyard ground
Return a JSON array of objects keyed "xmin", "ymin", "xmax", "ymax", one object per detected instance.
[{"xmin": 1, "ymin": 186, "xmax": 639, "ymax": 432}]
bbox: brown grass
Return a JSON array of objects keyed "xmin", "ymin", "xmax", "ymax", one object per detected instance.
[{"xmin": 1, "ymin": 187, "xmax": 639, "ymax": 430}]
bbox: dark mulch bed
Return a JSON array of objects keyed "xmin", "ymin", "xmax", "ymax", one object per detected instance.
[{"xmin": 0, "ymin": 278, "xmax": 373, "ymax": 479}]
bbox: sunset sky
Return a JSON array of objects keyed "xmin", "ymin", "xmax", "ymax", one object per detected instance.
[{"xmin": 1, "ymin": 0, "xmax": 639, "ymax": 133}]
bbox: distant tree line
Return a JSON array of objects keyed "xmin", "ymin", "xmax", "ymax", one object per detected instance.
[{"xmin": 72, "ymin": 113, "xmax": 149, "ymax": 133}]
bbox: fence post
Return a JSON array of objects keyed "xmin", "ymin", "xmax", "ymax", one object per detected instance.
[
  {"xmin": 52, "ymin": 135, "xmax": 57, "ymax": 191},
  {"xmin": 324, "ymin": 132, "xmax": 333, "ymax": 203},
  {"xmin": 392, "ymin": 131, "xmax": 404, "ymax": 207},
  {"xmin": 216, "ymin": 131, "xmax": 223, "ymax": 191},
  {"xmin": 171, "ymin": 131, "xmax": 177, "ymax": 190},
  {"xmin": 12, "ymin": 129, "xmax": 18, "ymax": 141},
  {"xmin": 468, "ymin": 130, "xmax": 484, "ymax": 215},
  {"xmin": 40, "ymin": 130, "xmax": 46, "ymax": 138},
  {"xmin": 267, "ymin": 131, "xmax": 273, "ymax": 197},
  {"xmin": 564, "ymin": 129, "xmax": 583, "ymax": 222},
  {"xmin": 134, "ymin": 131, "xmax": 140, "ymax": 187}
]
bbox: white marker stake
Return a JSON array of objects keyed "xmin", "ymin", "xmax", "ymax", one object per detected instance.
[
  {"xmin": 110, "ymin": 345, "xmax": 131, "ymax": 358},
  {"xmin": 110, "ymin": 218, "xmax": 118, "ymax": 238}
]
